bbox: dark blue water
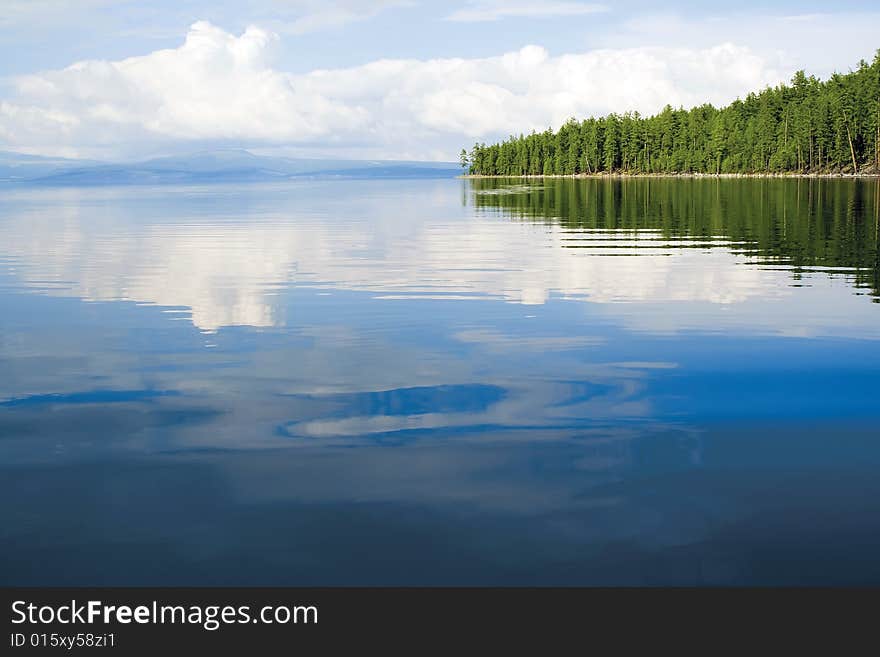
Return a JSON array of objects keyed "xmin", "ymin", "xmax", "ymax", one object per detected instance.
[{"xmin": 1, "ymin": 178, "xmax": 879, "ymax": 585}]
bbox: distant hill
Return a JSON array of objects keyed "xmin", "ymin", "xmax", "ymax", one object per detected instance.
[
  {"xmin": 0, "ymin": 149, "xmax": 460, "ymax": 184},
  {"xmin": 0, "ymin": 151, "xmax": 103, "ymax": 181}
]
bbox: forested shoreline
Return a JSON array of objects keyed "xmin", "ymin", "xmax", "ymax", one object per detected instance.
[{"xmin": 461, "ymin": 52, "xmax": 880, "ymax": 177}]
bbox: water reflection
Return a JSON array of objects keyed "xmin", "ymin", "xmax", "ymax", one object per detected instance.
[
  {"xmin": 470, "ymin": 176, "xmax": 880, "ymax": 300},
  {"xmin": 0, "ymin": 179, "xmax": 877, "ymax": 337},
  {"xmin": 1, "ymin": 178, "xmax": 879, "ymax": 585}
]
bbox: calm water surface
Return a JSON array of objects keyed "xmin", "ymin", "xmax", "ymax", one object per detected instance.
[{"xmin": 1, "ymin": 177, "xmax": 879, "ymax": 585}]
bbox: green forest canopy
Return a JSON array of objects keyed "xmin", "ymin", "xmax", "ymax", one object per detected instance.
[{"xmin": 461, "ymin": 51, "xmax": 880, "ymax": 176}]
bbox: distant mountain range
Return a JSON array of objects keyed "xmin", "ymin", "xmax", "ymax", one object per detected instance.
[{"xmin": 0, "ymin": 149, "xmax": 461, "ymax": 184}]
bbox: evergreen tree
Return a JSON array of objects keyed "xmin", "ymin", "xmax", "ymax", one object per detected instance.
[{"xmin": 464, "ymin": 52, "xmax": 880, "ymax": 176}]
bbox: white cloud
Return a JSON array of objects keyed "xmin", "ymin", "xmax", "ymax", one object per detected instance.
[
  {"xmin": 595, "ymin": 11, "xmax": 880, "ymax": 79},
  {"xmin": 0, "ymin": 21, "xmax": 790, "ymax": 159},
  {"xmin": 0, "ymin": 0, "xmax": 408, "ymax": 34},
  {"xmin": 266, "ymin": 0, "xmax": 413, "ymax": 35},
  {"xmin": 0, "ymin": 0, "xmax": 121, "ymax": 27},
  {"xmin": 446, "ymin": 1, "xmax": 608, "ymax": 22}
]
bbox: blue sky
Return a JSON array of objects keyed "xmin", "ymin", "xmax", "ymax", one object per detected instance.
[{"xmin": 1, "ymin": 1, "xmax": 878, "ymax": 160}]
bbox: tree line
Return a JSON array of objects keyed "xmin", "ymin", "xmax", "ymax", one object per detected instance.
[{"xmin": 461, "ymin": 51, "xmax": 880, "ymax": 176}]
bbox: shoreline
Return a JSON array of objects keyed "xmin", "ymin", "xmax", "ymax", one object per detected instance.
[{"xmin": 459, "ymin": 172, "xmax": 880, "ymax": 179}]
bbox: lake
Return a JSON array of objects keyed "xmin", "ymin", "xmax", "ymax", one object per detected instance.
[{"xmin": 1, "ymin": 177, "xmax": 879, "ymax": 585}]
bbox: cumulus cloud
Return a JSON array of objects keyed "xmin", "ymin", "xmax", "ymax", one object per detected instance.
[
  {"xmin": 446, "ymin": 1, "xmax": 608, "ymax": 22},
  {"xmin": 0, "ymin": 21, "xmax": 789, "ymax": 159}
]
